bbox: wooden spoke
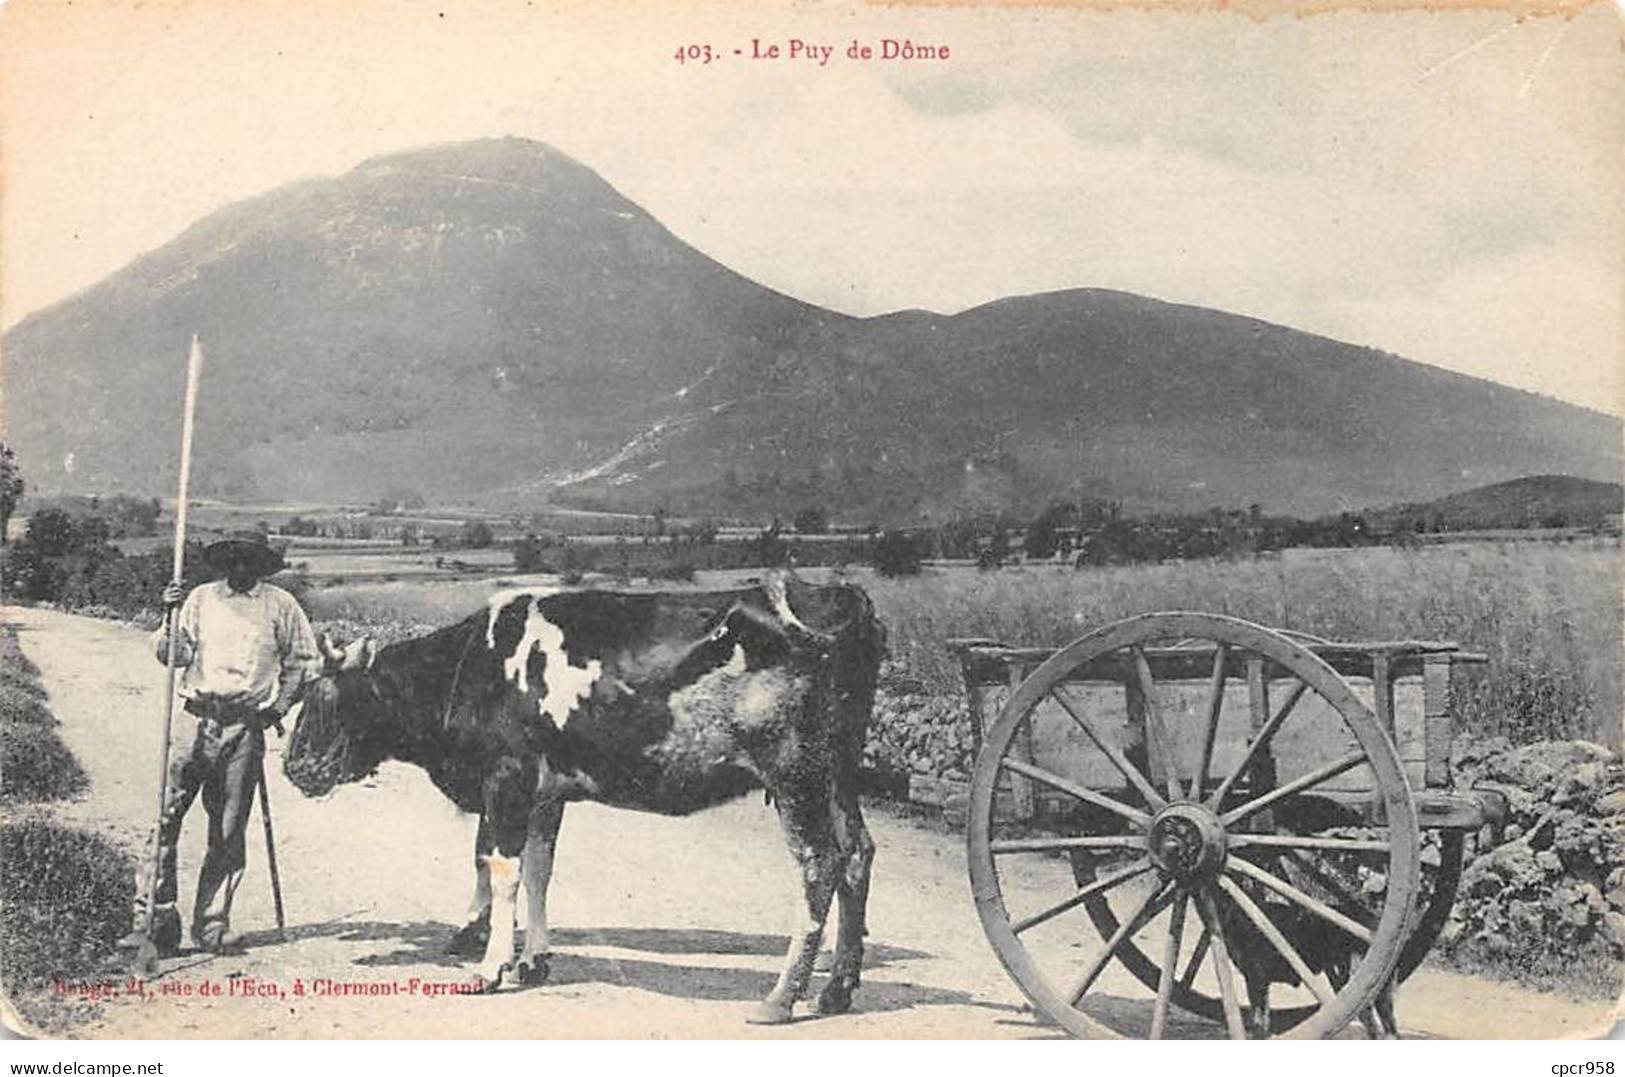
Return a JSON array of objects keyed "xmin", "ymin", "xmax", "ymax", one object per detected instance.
[
  {"xmin": 1194, "ymin": 888, "xmax": 1247, "ymax": 1040},
  {"xmin": 1150, "ymin": 890, "xmax": 1189, "ymax": 1039},
  {"xmin": 1219, "ymin": 751, "xmax": 1367, "ymax": 827},
  {"xmin": 1228, "ymin": 834, "xmax": 1391, "ymax": 854},
  {"xmin": 1001, "ymin": 757, "xmax": 1153, "ymax": 828},
  {"xmin": 1206, "ymin": 678, "xmax": 1309, "ymax": 810},
  {"xmin": 1131, "ymin": 643, "xmax": 1183, "ymax": 805},
  {"xmin": 1051, "ymin": 685, "xmax": 1168, "ymax": 811},
  {"xmin": 1130, "ymin": 646, "xmax": 1183, "ymax": 802},
  {"xmin": 990, "ymin": 834, "xmax": 1146, "ymax": 855},
  {"xmin": 1010, "ymin": 859, "xmax": 1155, "ymax": 936},
  {"xmin": 1189, "ymin": 644, "xmax": 1229, "ymax": 800},
  {"xmin": 1217, "ymin": 876, "xmax": 1336, "ymax": 1007},
  {"xmin": 1066, "ymin": 881, "xmax": 1175, "ymax": 1006},
  {"xmin": 1178, "ymin": 924, "xmax": 1211, "ymax": 992},
  {"xmin": 1226, "ymin": 855, "xmax": 1373, "ymax": 944}
]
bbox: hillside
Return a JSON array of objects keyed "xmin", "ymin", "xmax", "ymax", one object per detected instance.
[
  {"xmin": 1367, "ymin": 475, "xmax": 1624, "ymax": 532},
  {"xmin": 4, "ymin": 137, "xmax": 1618, "ymax": 522}
]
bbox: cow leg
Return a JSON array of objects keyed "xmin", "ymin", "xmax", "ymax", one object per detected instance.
[
  {"xmin": 1244, "ymin": 973, "xmax": 1272, "ymax": 1039},
  {"xmin": 1369, "ymin": 978, "xmax": 1400, "ymax": 1039},
  {"xmin": 750, "ymin": 791, "xmax": 841, "ymax": 1025},
  {"xmin": 515, "ymin": 801, "xmax": 564, "ymax": 987},
  {"xmin": 448, "ymin": 817, "xmax": 493, "ymax": 957},
  {"xmin": 814, "ymin": 790, "xmax": 875, "ymax": 1015},
  {"xmin": 475, "ymin": 760, "xmax": 531, "ymax": 991}
]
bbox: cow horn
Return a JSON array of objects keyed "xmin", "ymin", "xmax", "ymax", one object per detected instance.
[{"xmin": 320, "ymin": 633, "xmax": 345, "ymax": 665}]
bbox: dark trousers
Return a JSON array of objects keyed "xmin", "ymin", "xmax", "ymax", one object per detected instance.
[{"xmin": 134, "ymin": 706, "xmax": 265, "ymax": 940}]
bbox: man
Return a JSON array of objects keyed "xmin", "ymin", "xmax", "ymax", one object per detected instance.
[{"xmin": 124, "ymin": 529, "xmax": 318, "ymax": 956}]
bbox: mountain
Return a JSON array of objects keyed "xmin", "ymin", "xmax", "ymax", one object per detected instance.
[
  {"xmin": 1366, "ymin": 475, "xmax": 1624, "ymax": 532},
  {"xmin": 4, "ymin": 137, "xmax": 1619, "ymax": 522}
]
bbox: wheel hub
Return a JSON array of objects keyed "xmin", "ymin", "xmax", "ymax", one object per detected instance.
[{"xmin": 1148, "ymin": 803, "xmax": 1227, "ymax": 882}]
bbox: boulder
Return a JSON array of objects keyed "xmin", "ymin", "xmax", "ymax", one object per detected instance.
[
  {"xmin": 1595, "ymin": 790, "xmax": 1625, "ymax": 816},
  {"xmin": 1602, "ymin": 912, "xmax": 1625, "ymax": 953}
]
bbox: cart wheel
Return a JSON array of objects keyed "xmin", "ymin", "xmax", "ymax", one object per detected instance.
[
  {"xmin": 1074, "ymin": 822, "xmax": 1462, "ymax": 1032},
  {"xmin": 968, "ymin": 612, "xmax": 1421, "ymax": 1039}
]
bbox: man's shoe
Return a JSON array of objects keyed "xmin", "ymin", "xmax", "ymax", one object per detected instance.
[
  {"xmin": 196, "ymin": 927, "xmax": 247, "ymax": 955},
  {"xmin": 119, "ymin": 908, "xmax": 182, "ymax": 957}
]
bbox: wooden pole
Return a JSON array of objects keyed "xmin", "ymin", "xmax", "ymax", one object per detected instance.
[
  {"xmin": 257, "ymin": 759, "xmax": 287, "ymax": 938},
  {"xmin": 132, "ymin": 336, "xmax": 202, "ymax": 973}
]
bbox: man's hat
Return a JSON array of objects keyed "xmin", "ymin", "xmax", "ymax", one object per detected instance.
[{"xmin": 204, "ymin": 529, "xmax": 286, "ymax": 576}]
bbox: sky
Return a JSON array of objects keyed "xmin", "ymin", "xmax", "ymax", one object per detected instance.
[{"xmin": 1, "ymin": 0, "xmax": 1620, "ymax": 415}]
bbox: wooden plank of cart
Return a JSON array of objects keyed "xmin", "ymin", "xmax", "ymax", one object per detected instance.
[{"xmin": 946, "ymin": 612, "xmax": 1507, "ymax": 1040}]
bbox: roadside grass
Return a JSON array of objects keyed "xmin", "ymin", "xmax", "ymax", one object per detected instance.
[
  {"xmin": 0, "ymin": 821, "xmax": 134, "ymax": 1022},
  {"xmin": 0, "ymin": 622, "xmax": 135, "ymax": 1032},
  {"xmin": 0, "ymin": 723, "xmax": 88, "ymax": 804},
  {"xmin": 0, "ymin": 629, "xmax": 87, "ymax": 803},
  {"xmin": 1436, "ymin": 939, "xmax": 1625, "ymax": 1003}
]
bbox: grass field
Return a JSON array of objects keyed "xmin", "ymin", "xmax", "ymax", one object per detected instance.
[
  {"xmin": 867, "ymin": 541, "xmax": 1621, "ymax": 746},
  {"xmin": 300, "ymin": 540, "xmax": 1621, "ymax": 747}
]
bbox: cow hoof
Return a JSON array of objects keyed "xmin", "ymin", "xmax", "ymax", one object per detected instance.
[
  {"xmin": 745, "ymin": 1000, "xmax": 795, "ymax": 1025},
  {"xmin": 813, "ymin": 982, "xmax": 853, "ymax": 1015},
  {"xmin": 475, "ymin": 965, "xmax": 509, "ymax": 994},
  {"xmin": 515, "ymin": 956, "xmax": 550, "ymax": 987},
  {"xmin": 447, "ymin": 923, "xmax": 491, "ymax": 957}
]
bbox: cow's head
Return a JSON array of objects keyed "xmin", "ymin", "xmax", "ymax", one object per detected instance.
[{"xmin": 283, "ymin": 633, "xmax": 389, "ymax": 797}]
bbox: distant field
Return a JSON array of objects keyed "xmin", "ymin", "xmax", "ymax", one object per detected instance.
[{"xmin": 302, "ymin": 540, "xmax": 1620, "ymax": 747}]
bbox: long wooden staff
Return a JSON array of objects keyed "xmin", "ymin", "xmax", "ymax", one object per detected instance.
[
  {"xmin": 131, "ymin": 335, "xmax": 202, "ymax": 975},
  {"xmin": 256, "ymin": 761, "xmax": 287, "ymax": 939}
]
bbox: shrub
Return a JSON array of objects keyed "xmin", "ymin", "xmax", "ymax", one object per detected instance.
[
  {"xmin": 793, "ymin": 506, "xmax": 829, "ymax": 534},
  {"xmin": 0, "ymin": 820, "xmax": 135, "ymax": 998},
  {"xmin": 649, "ymin": 557, "xmax": 697, "ymax": 582},
  {"xmin": 873, "ymin": 530, "xmax": 924, "ymax": 577},
  {"xmin": 459, "ymin": 520, "xmax": 494, "ymax": 549}
]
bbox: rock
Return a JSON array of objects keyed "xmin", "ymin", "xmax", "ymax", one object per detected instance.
[
  {"xmin": 1536, "ymin": 849, "xmax": 1563, "ymax": 872},
  {"xmin": 1507, "ymin": 900, "xmax": 1545, "ymax": 934},
  {"xmin": 1555, "ymin": 762, "xmax": 1610, "ymax": 806},
  {"xmin": 1603, "ymin": 912, "xmax": 1625, "ymax": 953},
  {"xmin": 1483, "ymin": 839, "xmax": 1542, "ymax": 886},
  {"xmin": 1595, "ymin": 790, "xmax": 1625, "ymax": 816},
  {"xmin": 1462, "ymin": 863, "xmax": 1504, "ymax": 898},
  {"xmin": 1553, "ymin": 888, "xmax": 1593, "ymax": 928},
  {"xmin": 1504, "ymin": 823, "xmax": 1524, "ymax": 842}
]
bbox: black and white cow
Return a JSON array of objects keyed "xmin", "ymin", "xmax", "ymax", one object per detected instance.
[{"xmin": 284, "ymin": 571, "xmax": 886, "ymax": 1023}]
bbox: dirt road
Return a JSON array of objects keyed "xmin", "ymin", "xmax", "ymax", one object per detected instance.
[{"xmin": 7, "ymin": 606, "xmax": 1615, "ymax": 1039}]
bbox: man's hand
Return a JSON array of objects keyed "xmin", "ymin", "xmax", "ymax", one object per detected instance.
[{"xmin": 161, "ymin": 582, "xmax": 185, "ymax": 608}]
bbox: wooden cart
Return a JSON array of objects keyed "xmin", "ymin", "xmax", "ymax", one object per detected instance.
[{"xmin": 950, "ymin": 612, "xmax": 1506, "ymax": 1040}]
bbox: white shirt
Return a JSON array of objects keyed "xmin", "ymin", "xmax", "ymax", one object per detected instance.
[{"xmin": 153, "ymin": 580, "xmax": 319, "ymax": 713}]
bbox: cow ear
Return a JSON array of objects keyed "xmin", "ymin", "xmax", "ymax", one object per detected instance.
[
  {"xmin": 319, "ymin": 633, "xmax": 345, "ymax": 672},
  {"xmin": 335, "ymin": 637, "xmax": 373, "ymax": 673}
]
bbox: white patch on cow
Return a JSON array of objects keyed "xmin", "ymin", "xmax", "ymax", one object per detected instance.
[
  {"xmin": 485, "ymin": 589, "xmax": 539, "ymax": 649},
  {"xmin": 765, "ymin": 573, "xmax": 817, "ymax": 638},
  {"xmin": 502, "ymin": 602, "xmax": 602, "ymax": 726},
  {"xmin": 666, "ymin": 644, "xmax": 749, "ymax": 730},
  {"xmin": 739, "ymin": 673, "xmax": 788, "ymax": 721},
  {"xmin": 480, "ymin": 853, "xmax": 522, "ymax": 982}
]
